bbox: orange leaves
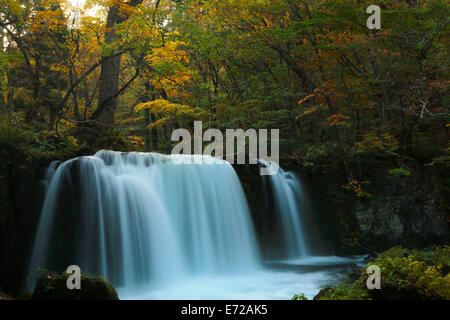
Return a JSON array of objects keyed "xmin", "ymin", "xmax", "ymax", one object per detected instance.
[
  {"xmin": 126, "ymin": 135, "xmax": 145, "ymax": 147},
  {"xmin": 326, "ymin": 113, "xmax": 350, "ymax": 127},
  {"xmin": 356, "ymin": 132, "xmax": 399, "ymax": 154},
  {"xmin": 296, "ymin": 104, "xmax": 327, "ymax": 119},
  {"xmin": 30, "ymin": 2, "xmax": 66, "ymax": 33},
  {"xmin": 297, "ymin": 85, "xmax": 326, "ymax": 106},
  {"xmin": 296, "ymin": 83, "xmax": 339, "ymax": 120},
  {"xmin": 342, "ymin": 180, "xmax": 372, "ymax": 198},
  {"xmin": 297, "ymin": 93, "xmax": 316, "ymax": 107},
  {"xmin": 429, "ymin": 80, "xmax": 449, "ymax": 89}
]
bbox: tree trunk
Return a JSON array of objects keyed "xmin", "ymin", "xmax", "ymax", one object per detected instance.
[
  {"xmin": 95, "ymin": 0, "xmax": 143, "ymax": 126},
  {"xmin": 144, "ymin": 109, "xmax": 151, "ymax": 151},
  {"xmin": 95, "ymin": 5, "xmax": 123, "ymax": 126}
]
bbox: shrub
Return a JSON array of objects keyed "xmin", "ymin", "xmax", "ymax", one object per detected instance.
[{"xmin": 306, "ymin": 246, "xmax": 450, "ymax": 300}]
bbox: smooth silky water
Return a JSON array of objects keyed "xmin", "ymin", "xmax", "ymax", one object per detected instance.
[{"xmin": 29, "ymin": 150, "xmax": 364, "ymax": 299}]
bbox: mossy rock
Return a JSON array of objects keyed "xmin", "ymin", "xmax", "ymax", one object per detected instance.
[
  {"xmin": 305, "ymin": 246, "xmax": 450, "ymax": 300},
  {"xmin": 0, "ymin": 291, "xmax": 14, "ymax": 300},
  {"xmin": 32, "ymin": 272, "xmax": 119, "ymax": 300},
  {"xmin": 313, "ymin": 287, "xmax": 333, "ymax": 300}
]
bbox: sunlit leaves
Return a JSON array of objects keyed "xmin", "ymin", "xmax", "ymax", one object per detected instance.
[{"xmin": 134, "ymin": 99, "xmax": 206, "ymax": 129}]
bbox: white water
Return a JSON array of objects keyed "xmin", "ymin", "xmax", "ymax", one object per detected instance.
[
  {"xmin": 29, "ymin": 150, "xmax": 363, "ymax": 299},
  {"xmin": 259, "ymin": 160, "xmax": 309, "ymax": 258},
  {"xmin": 118, "ymin": 254, "xmax": 366, "ymax": 299},
  {"xmin": 29, "ymin": 150, "xmax": 259, "ymax": 290}
]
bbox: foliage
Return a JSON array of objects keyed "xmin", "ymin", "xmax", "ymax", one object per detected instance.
[
  {"xmin": 0, "ymin": 115, "xmax": 79, "ymax": 160},
  {"xmin": 291, "ymin": 293, "xmax": 308, "ymax": 300},
  {"xmin": 32, "ymin": 271, "xmax": 119, "ymax": 300},
  {"xmin": 134, "ymin": 99, "xmax": 207, "ymax": 129},
  {"xmin": 0, "ymin": 0, "xmax": 448, "ymax": 299},
  {"xmin": 311, "ymin": 246, "xmax": 450, "ymax": 300},
  {"xmin": 0, "ymin": 0, "xmax": 447, "ymax": 160},
  {"xmin": 0, "ymin": 0, "xmax": 447, "ymax": 257},
  {"xmin": 316, "ymin": 283, "xmax": 370, "ymax": 300},
  {"xmin": 388, "ymin": 168, "xmax": 412, "ymax": 176}
]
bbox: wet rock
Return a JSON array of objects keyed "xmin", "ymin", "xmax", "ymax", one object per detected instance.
[
  {"xmin": 354, "ymin": 166, "xmax": 448, "ymax": 249},
  {"xmin": 32, "ymin": 273, "xmax": 119, "ymax": 300},
  {"xmin": 313, "ymin": 287, "xmax": 333, "ymax": 300}
]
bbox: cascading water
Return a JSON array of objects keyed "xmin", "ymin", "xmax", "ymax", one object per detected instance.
[
  {"xmin": 259, "ymin": 160, "xmax": 309, "ymax": 259},
  {"xmin": 28, "ymin": 151, "xmax": 365, "ymax": 299},
  {"xmin": 29, "ymin": 150, "xmax": 260, "ymax": 291}
]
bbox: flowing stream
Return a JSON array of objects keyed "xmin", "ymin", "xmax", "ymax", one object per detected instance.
[{"xmin": 29, "ymin": 150, "xmax": 364, "ymax": 299}]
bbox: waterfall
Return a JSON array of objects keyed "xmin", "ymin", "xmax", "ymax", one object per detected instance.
[
  {"xmin": 259, "ymin": 160, "xmax": 309, "ymax": 259},
  {"xmin": 26, "ymin": 151, "xmax": 365, "ymax": 299},
  {"xmin": 29, "ymin": 150, "xmax": 260, "ymax": 290}
]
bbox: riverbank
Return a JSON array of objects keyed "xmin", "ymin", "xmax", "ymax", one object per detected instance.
[{"xmin": 301, "ymin": 246, "xmax": 450, "ymax": 300}]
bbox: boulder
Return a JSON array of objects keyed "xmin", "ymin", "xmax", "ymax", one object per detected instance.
[
  {"xmin": 32, "ymin": 273, "xmax": 119, "ymax": 300},
  {"xmin": 313, "ymin": 287, "xmax": 333, "ymax": 300}
]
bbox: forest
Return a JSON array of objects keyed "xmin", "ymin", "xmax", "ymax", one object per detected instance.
[{"xmin": 0, "ymin": 0, "xmax": 449, "ymax": 300}]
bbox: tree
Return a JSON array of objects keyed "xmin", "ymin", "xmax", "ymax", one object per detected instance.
[{"xmin": 94, "ymin": 0, "xmax": 144, "ymax": 126}]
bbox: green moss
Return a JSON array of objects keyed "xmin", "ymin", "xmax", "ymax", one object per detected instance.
[
  {"xmin": 32, "ymin": 272, "xmax": 119, "ymax": 300},
  {"xmin": 305, "ymin": 246, "xmax": 450, "ymax": 300},
  {"xmin": 291, "ymin": 293, "xmax": 308, "ymax": 300},
  {"xmin": 368, "ymin": 246, "xmax": 450, "ymax": 299},
  {"xmin": 318, "ymin": 285, "xmax": 370, "ymax": 300}
]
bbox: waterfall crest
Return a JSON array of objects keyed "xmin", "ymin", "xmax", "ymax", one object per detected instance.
[{"xmin": 29, "ymin": 150, "xmax": 260, "ymax": 289}]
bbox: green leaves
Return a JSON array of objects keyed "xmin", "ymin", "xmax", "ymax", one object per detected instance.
[{"xmin": 388, "ymin": 168, "xmax": 411, "ymax": 176}]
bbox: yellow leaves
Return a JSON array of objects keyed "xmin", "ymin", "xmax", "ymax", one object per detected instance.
[
  {"xmin": 0, "ymin": 0, "xmax": 25, "ymax": 17},
  {"xmin": 117, "ymin": 116, "xmax": 144, "ymax": 126},
  {"xmin": 135, "ymin": 99, "xmax": 170, "ymax": 113},
  {"xmin": 134, "ymin": 99, "xmax": 206, "ymax": 129},
  {"xmin": 146, "ymin": 116, "xmax": 171, "ymax": 129},
  {"xmin": 146, "ymin": 42, "xmax": 190, "ymax": 65},
  {"xmin": 375, "ymin": 252, "xmax": 450, "ymax": 300},
  {"xmin": 144, "ymin": 41, "xmax": 192, "ymax": 93},
  {"xmin": 58, "ymin": 119, "xmax": 76, "ymax": 130}
]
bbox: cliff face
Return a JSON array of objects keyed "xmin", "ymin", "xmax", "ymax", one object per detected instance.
[
  {"xmin": 301, "ymin": 157, "xmax": 449, "ymax": 253},
  {"xmin": 354, "ymin": 168, "xmax": 448, "ymax": 249},
  {"xmin": 236, "ymin": 156, "xmax": 449, "ymax": 255},
  {"xmin": 1, "ymin": 144, "xmax": 448, "ymax": 295},
  {"xmin": 0, "ymin": 145, "xmax": 46, "ymax": 296},
  {"xmin": 0, "ymin": 140, "xmax": 90, "ymax": 296}
]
